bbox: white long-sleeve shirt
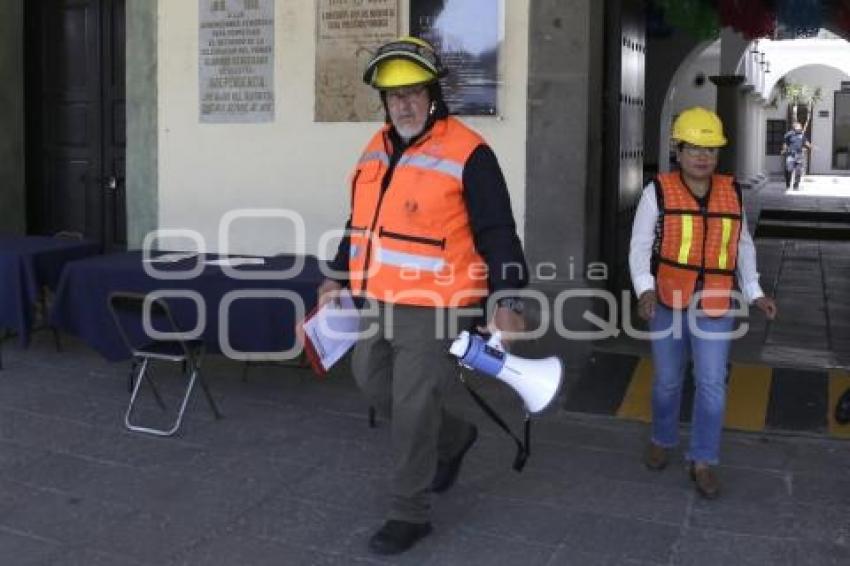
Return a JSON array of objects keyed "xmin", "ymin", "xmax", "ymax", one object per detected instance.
[{"xmin": 629, "ymin": 182, "xmax": 765, "ymax": 304}]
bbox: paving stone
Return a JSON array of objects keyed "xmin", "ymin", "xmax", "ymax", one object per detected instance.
[
  {"xmin": 0, "ymin": 440, "xmax": 47, "ymax": 474},
  {"xmin": 420, "ymin": 529, "xmax": 555, "ymax": 566},
  {"xmin": 439, "ymin": 496, "xmax": 572, "ymax": 547},
  {"xmin": 0, "ymin": 528, "xmax": 61, "ymax": 566},
  {"xmin": 785, "ymin": 440, "xmax": 850, "ymax": 475},
  {"xmin": 688, "ymin": 498, "xmax": 797, "ymax": 539},
  {"xmin": 790, "ymin": 472, "xmax": 850, "ymax": 508},
  {"xmin": 231, "ymin": 495, "xmax": 379, "ymax": 556},
  {"xmin": 560, "ymin": 476, "xmax": 690, "ymax": 525},
  {"xmin": 170, "ymin": 534, "xmax": 386, "ymax": 566},
  {"xmin": 147, "ymin": 450, "xmax": 317, "ymax": 492},
  {"xmin": 489, "ymin": 465, "xmax": 691, "ymax": 526},
  {"xmin": 785, "ymin": 502, "xmax": 850, "ymax": 547},
  {"xmin": 718, "ymin": 436, "xmax": 793, "ymax": 472},
  {"xmin": 42, "ymin": 547, "xmax": 157, "ymax": 566},
  {"xmin": 285, "ymin": 466, "xmax": 388, "ymax": 515},
  {"xmin": 87, "ymin": 510, "xmax": 235, "ymax": 564},
  {"xmin": 0, "ymin": 408, "xmax": 94, "ymax": 453},
  {"xmin": 0, "ymin": 482, "xmax": 134, "ymax": 544},
  {"xmin": 542, "ymin": 511, "xmax": 679, "ymax": 564},
  {"xmin": 546, "ymin": 547, "xmax": 665, "ymax": 566},
  {"xmin": 790, "ymin": 540, "xmax": 850, "ymax": 566},
  {"xmin": 672, "ymin": 528, "xmax": 796, "ymax": 566}
]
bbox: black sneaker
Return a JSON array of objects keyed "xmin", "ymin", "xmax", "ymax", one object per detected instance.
[
  {"xmin": 368, "ymin": 520, "xmax": 432, "ymax": 555},
  {"xmin": 432, "ymin": 424, "xmax": 478, "ymax": 493}
]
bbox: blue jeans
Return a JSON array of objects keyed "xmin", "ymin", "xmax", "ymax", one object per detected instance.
[{"xmin": 649, "ymin": 304, "xmax": 735, "ymax": 465}]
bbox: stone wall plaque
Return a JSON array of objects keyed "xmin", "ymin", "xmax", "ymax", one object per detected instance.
[
  {"xmin": 199, "ymin": 0, "xmax": 275, "ymax": 123},
  {"xmin": 315, "ymin": 0, "xmax": 400, "ymax": 122}
]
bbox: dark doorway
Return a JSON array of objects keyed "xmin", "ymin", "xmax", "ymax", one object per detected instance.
[
  {"xmin": 25, "ymin": 0, "xmax": 126, "ymax": 251},
  {"xmin": 601, "ymin": 0, "xmax": 646, "ymax": 298},
  {"xmin": 833, "ymin": 91, "xmax": 850, "ymax": 170}
]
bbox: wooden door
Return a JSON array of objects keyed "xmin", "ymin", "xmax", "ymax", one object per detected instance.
[{"xmin": 25, "ymin": 0, "xmax": 126, "ymax": 250}]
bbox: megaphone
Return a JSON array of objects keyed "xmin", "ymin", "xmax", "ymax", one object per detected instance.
[{"xmin": 449, "ymin": 331, "xmax": 563, "ymax": 414}]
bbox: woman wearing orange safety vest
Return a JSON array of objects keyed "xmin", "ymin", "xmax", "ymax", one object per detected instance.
[
  {"xmin": 317, "ymin": 37, "xmax": 527, "ymax": 555},
  {"xmin": 629, "ymin": 107, "xmax": 778, "ymax": 500}
]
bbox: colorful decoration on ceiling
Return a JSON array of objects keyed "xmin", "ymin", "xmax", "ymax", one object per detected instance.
[
  {"xmin": 650, "ymin": 0, "xmax": 850, "ymax": 39},
  {"xmin": 654, "ymin": 0, "xmax": 720, "ymax": 41},
  {"xmin": 777, "ymin": 0, "xmax": 823, "ymax": 37},
  {"xmin": 718, "ymin": 0, "xmax": 777, "ymax": 40},
  {"xmin": 836, "ymin": 1, "xmax": 850, "ymax": 36}
]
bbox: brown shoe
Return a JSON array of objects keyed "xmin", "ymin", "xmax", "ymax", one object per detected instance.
[
  {"xmin": 644, "ymin": 443, "xmax": 669, "ymax": 471},
  {"xmin": 689, "ymin": 463, "xmax": 720, "ymax": 499}
]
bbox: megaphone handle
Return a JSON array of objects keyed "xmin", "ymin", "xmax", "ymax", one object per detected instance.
[
  {"xmin": 458, "ymin": 370, "xmax": 530, "ymax": 473},
  {"xmin": 486, "ymin": 330, "xmax": 504, "ymax": 350}
]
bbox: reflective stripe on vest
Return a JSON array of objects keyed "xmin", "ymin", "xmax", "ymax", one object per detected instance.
[
  {"xmin": 376, "ymin": 248, "xmax": 446, "ymax": 272},
  {"xmin": 397, "ymin": 154, "xmax": 464, "ymax": 181},
  {"xmin": 718, "ymin": 218, "xmax": 732, "ymax": 270},
  {"xmin": 359, "ymin": 151, "xmax": 390, "ymax": 167},
  {"xmin": 678, "ymin": 214, "xmax": 694, "ymax": 264}
]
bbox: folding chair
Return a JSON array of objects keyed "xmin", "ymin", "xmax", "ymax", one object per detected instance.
[{"xmin": 108, "ymin": 292, "xmax": 222, "ymax": 436}]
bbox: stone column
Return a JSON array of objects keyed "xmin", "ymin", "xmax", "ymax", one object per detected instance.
[
  {"xmin": 524, "ymin": 0, "xmax": 605, "ymax": 379},
  {"xmin": 126, "ymin": 0, "xmax": 159, "ymax": 247},
  {"xmin": 710, "ymin": 74, "xmax": 746, "ymax": 177}
]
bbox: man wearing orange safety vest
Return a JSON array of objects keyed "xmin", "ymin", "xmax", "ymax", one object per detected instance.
[
  {"xmin": 629, "ymin": 107, "xmax": 778, "ymax": 500},
  {"xmin": 317, "ymin": 37, "xmax": 527, "ymax": 555}
]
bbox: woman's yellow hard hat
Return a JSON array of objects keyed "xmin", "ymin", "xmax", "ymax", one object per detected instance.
[
  {"xmin": 672, "ymin": 107, "xmax": 727, "ymax": 147},
  {"xmin": 363, "ymin": 36, "xmax": 447, "ymax": 89}
]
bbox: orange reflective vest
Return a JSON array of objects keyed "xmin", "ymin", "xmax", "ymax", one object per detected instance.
[
  {"xmin": 347, "ymin": 117, "xmax": 489, "ymax": 307},
  {"xmin": 653, "ymin": 172, "xmax": 742, "ymax": 316}
]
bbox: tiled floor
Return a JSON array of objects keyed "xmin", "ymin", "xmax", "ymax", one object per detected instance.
[{"xmin": 0, "ymin": 333, "xmax": 848, "ymax": 565}]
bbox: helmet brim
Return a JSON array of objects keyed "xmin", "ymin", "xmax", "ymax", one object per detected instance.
[{"xmin": 363, "ymin": 40, "xmax": 448, "ymax": 88}]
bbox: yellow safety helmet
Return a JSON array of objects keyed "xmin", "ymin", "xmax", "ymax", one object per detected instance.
[
  {"xmin": 672, "ymin": 107, "xmax": 727, "ymax": 147},
  {"xmin": 363, "ymin": 36, "xmax": 447, "ymax": 89}
]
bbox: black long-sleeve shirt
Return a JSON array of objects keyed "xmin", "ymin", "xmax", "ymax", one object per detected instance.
[{"xmin": 328, "ymin": 123, "xmax": 528, "ymax": 294}]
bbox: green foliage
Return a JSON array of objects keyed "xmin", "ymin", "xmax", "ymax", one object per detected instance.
[
  {"xmin": 777, "ymin": 80, "xmax": 822, "ymax": 125},
  {"xmin": 780, "ymin": 82, "xmax": 822, "ymax": 105},
  {"xmin": 655, "ymin": 0, "xmax": 720, "ymax": 41}
]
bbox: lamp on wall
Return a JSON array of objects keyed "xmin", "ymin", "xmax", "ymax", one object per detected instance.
[
  {"xmin": 750, "ymin": 40, "xmax": 760, "ymax": 54},
  {"xmin": 764, "ymin": 62, "xmax": 771, "ymax": 73},
  {"xmin": 759, "ymin": 52, "xmax": 767, "ymax": 65}
]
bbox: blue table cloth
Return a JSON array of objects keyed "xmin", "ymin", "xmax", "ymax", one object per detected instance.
[
  {"xmin": 0, "ymin": 236, "xmax": 100, "ymax": 346},
  {"xmin": 50, "ymin": 251, "xmax": 323, "ymax": 362}
]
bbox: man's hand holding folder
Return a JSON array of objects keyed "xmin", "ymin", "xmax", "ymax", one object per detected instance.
[{"xmin": 298, "ymin": 284, "xmax": 360, "ymax": 376}]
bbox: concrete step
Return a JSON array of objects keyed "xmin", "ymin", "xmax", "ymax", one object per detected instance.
[{"xmin": 754, "ymin": 210, "xmax": 850, "ymax": 239}]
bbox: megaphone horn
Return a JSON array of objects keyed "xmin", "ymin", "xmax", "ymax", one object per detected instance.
[{"xmin": 449, "ymin": 331, "xmax": 563, "ymax": 414}]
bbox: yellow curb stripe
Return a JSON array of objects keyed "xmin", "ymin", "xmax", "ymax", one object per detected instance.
[
  {"xmin": 616, "ymin": 357, "xmax": 653, "ymax": 422},
  {"xmin": 828, "ymin": 370, "xmax": 850, "ymax": 438},
  {"xmin": 723, "ymin": 364, "xmax": 772, "ymax": 432}
]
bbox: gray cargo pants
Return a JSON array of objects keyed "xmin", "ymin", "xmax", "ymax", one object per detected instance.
[{"xmin": 351, "ymin": 302, "xmax": 475, "ymax": 523}]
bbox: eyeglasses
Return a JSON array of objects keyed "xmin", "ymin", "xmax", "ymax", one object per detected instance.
[{"xmin": 681, "ymin": 144, "xmax": 719, "ymax": 157}]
